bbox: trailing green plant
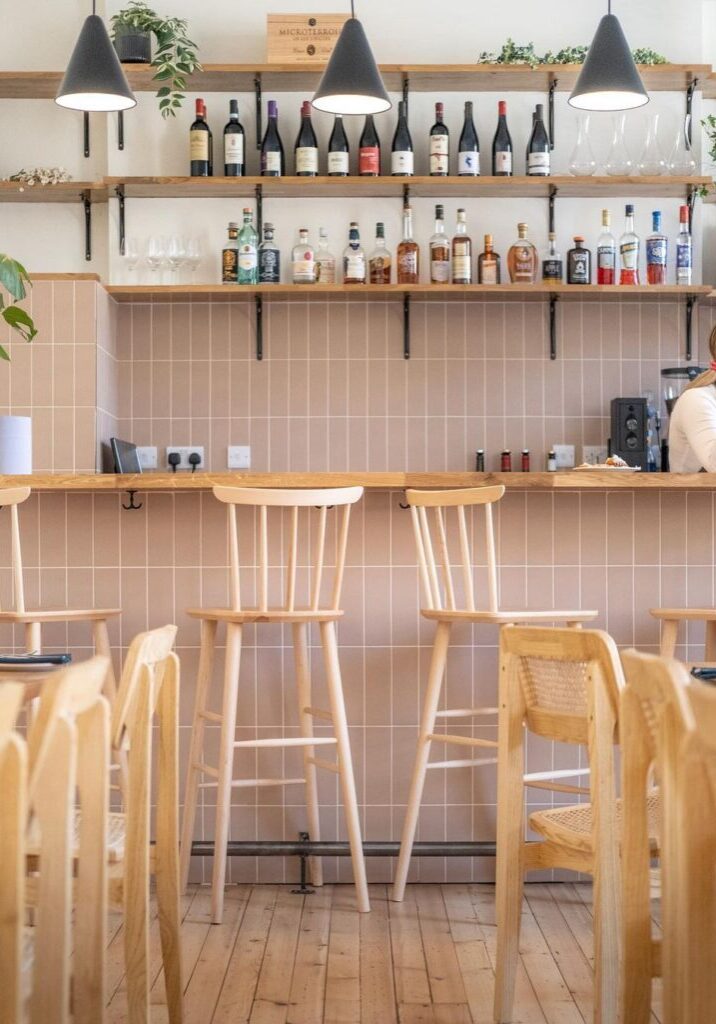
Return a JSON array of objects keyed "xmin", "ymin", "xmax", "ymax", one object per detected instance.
[
  {"xmin": 699, "ymin": 115, "xmax": 716, "ymax": 197},
  {"xmin": 477, "ymin": 38, "xmax": 667, "ymax": 67},
  {"xmin": 0, "ymin": 256, "xmax": 37, "ymax": 361},
  {"xmin": 111, "ymin": 0, "xmax": 201, "ymax": 118}
]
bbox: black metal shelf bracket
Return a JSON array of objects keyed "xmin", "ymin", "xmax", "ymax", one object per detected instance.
[
  {"xmin": 685, "ymin": 294, "xmax": 696, "ymax": 362},
  {"xmin": 548, "ymin": 77, "xmax": 558, "ymax": 151},
  {"xmin": 118, "ymin": 110, "xmax": 125, "ymax": 151},
  {"xmin": 402, "ymin": 74, "xmax": 410, "ymax": 114},
  {"xmin": 116, "ymin": 184, "xmax": 126, "ymax": 256},
  {"xmin": 688, "ymin": 184, "xmax": 698, "ymax": 233},
  {"xmin": 83, "ymin": 111, "xmax": 90, "ymax": 159},
  {"xmin": 122, "ymin": 490, "xmax": 142, "ymax": 511},
  {"xmin": 549, "ymin": 294, "xmax": 559, "ymax": 360},
  {"xmin": 81, "ymin": 190, "xmax": 92, "ymax": 262},
  {"xmin": 548, "ymin": 185, "xmax": 558, "ymax": 234},
  {"xmin": 254, "ymin": 74, "xmax": 263, "ymax": 150},
  {"xmin": 255, "ymin": 182, "xmax": 263, "ymax": 238},
  {"xmin": 403, "ymin": 295, "xmax": 411, "ymax": 360},
  {"xmin": 686, "ymin": 78, "xmax": 699, "ymax": 148},
  {"xmin": 255, "ymin": 295, "xmax": 263, "ymax": 361}
]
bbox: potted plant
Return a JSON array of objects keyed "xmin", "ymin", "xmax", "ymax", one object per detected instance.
[
  {"xmin": 0, "ymin": 255, "xmax": 36, "ymax": 360},
  {"xmin": 110, "ymin": 0, "xmax": 201, "ymax": 117}
]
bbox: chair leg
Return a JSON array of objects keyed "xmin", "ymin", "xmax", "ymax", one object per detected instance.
[
  {"xmin": 660, "ymin": 618, "xmax": 679, "ymax": 658},
  {"xmin": 24, "ymin": 620, "xmax": 41, "ymax": 654},
  {"xmin": 179, "ymin": 619, "xmax": 218, "ymax": 893},
  {"xmin": 293, "ymin": 622, "xmax": 323, "ymax": 887},
  {"xmin": 210, "ymin": 622, "xmax": 242, "ymax": 924},
  {"xmin": 705, "ymin": 620, "xmax": 716, "ymax": 663},
  {"xmin": 391, "ymin": 619, "xmax": 451, "ymax": 903},
  {"xmin": 320, "ymin": 620, "xmax": 370, "ymax": 914},
  {"xmin": 92, "ymin": 617, "xmax": 128, "ymax": 799}
]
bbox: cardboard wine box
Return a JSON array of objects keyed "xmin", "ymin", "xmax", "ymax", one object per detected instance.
[{"xmin": 267, "ymin": 14, "xmax": 348, "ymax": 64}]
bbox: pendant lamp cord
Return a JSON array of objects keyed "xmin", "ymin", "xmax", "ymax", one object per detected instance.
[{"xmin": 350, "ymin": 0, "xmax": 355, "ymax": 17}]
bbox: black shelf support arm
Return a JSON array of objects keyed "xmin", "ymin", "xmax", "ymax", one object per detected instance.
[
  {"xmin": 688, "ymin": 184, "xmax": 698, "ymax": 234},
  {"xmin": 254, "ymin": 74, "xmax": 263, "ymax": 150},
  {"xmin": 403, "ymin": 296, "xmax": 411, "ymax": 360},
  {"xmin": 549, "ymin": 294, "xmax": 559, "ymax": 360},
  {"xmin": 548, "ymin": 77, "xmax": 558, "ymax": 151},
  {"xmin": 82, "ymin": 190, "xmax": 92, "ymax": 262},
  {"xmin": 83, "ymin": 111, "xmax": 90, "ymax": 159},
  {"xmin": 686, "ymin": 78, "xmax": 699, "ymax": 148},
  {"xmin": 118, "ymin": 111, "xmax": 125, "ymax": 151},
  {"xmin": 255, "ymin": 295, "xmax": 263, "ymax": 361},
  {"xmin": 116, "ymin": 184, "xmax": 126, "ymax": 256},
  {"xmin": 255, "ymin": 183, "xmax": 263, "ymax": 238},
  {"xmin": 548, "ymin": 185, "xmax": 558, "ymax": 235},
  {"xmin": 685, "ymin": 294, "xmax": 696, "ymax": 362}
]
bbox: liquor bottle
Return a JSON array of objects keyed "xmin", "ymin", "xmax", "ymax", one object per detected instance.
[
  {"xmin": 328, "ymin": 114, "xmax": 350, "ymax": 176},
  {"xmin": 396, "ymin": 205, "xmax": 419, "ymax": 283},
  {"xmin": 221, "ymin": 221, "xmax": 238, "ymax": 283},
  {"xmin": 237, "ymin": 208, "xmax": 259, "ymax": 285},
  {"xmin": 294, "ymin": 100, "xmax": 318, "ymax": 176},
  {"xmin": 451, "ymin": 208, "xmax": 472, "ymax": 285},
  {"xmin": 458, "ymin": 100, "xmax": 480, "ymax": 176},
  {"xmin": 478, "ymin": 234, "xmax": 501, "ymax": 284},
  {"xmin": 597, "ymin": 208, "xmax": 616, "ymax": 285},
  {"xmin": 359, "ymin": 114, "xmax": 381, "ymax": 176},
  {"xmin": 190, "ymin": 98, "xmax": 212, "ymax": 177},
  {"xmin": 676, "ymin": 204, "xmax": 692, "ymax": 285},
  {"xmin": 566, "ymin": 236, "xmax": 591, "ymax": 284},
  {"xmin": 343, "ymin": 222, "xmax": 367, "ymax": 284},
  {"xmin": 619, "ymin": 204, "xmax": 640, "ymax": 285},
  {"xmin": 391, "ymin": 100, "xmax": 414, "ymax": 176},
  {"xmin": 526, "ymin": 103, "xmax": 550, "ymax": 176},
  {"xmin": 507, "ymin": 223, "xmax": 537, "ymax": 283},
  {"xmin": 429, "ymin": 205, "xmax": 450, "ymax": 284},
  {"xmin": 315, "ymin": 228, "xmax": 336, "ymax": 284},
  {"xmin": 429, "ymin": 102, "xmax": 449, "ymax": 176},
  {"xmin": 492, "ymin": 100, "xmax": 513, "ymax": 176},
  {"xmin": 369, "ymin": 223, "xmax": 391, "ymax": 284},
  {"xmin": 223, "ymin": 100, "xmax": 244, "ymax": 176},
  {"xmin": 258, "ymin": 222, "xmax": 280, "ymax": 284},
  {"xmin": 646, "ymin": 210, "xmax": 668, "ymax": 285},
  {"xmin": 260, "ymin": 100, "xmax": 285, "ymax": 177},
  {"xmin": 292, "ymin": 229, "xmax": 316, "ymax": 284},
  {"xmin": 542, "ymin": 232, "xmax": 563, "ymax": 284}
]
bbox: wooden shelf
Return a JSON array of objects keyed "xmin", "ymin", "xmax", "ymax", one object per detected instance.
[
  {"xmin": 105, "ymin": 175, "xmax": 709, "ymax": 200},
  {"xmin": 104, "ymin": 283, "xmax": 711, "ymax": 304},
  {"xmin": 5, "ymin": 471, "xmax": 716, "ymax": 492},
  {"xmin": 0, "ymin": 63, "xmax": 709, "ymax": 100},
  {"xmin": 0, "ymin": 181, "xmax": 106, "ymax": 203}
]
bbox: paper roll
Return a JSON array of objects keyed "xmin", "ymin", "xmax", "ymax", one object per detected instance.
[{"xmin": 0, "ymin": 416, "xmax": 32, "ymax": 474}]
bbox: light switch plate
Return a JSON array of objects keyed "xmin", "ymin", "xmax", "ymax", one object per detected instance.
[
  {"xmin": 552, "ymin": 444, "xmax": 575, "ymax": 469},
  {"xmin": 227, "ymin": 445, "xmax": 251, "ymax": 469},
  {"xmin": 582, "ymin": 445, "xmax": 608, "ymax": 466},
  {"xmin": 136, "ymin": 446, "xmax": 158, "ymax": 470},
  {"xmin": 165, "ymin": 446, "xmax": 205, "ymax": 470}
]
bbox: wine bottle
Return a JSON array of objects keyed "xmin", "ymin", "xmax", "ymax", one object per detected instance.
[
  {"xmin": 359, "ymin": 114, "xmax": 381, "ymax": 176},
  {"xmin": 294, "ymin": 100, "xmax": 318, "ymax": 176},
  {"xmin": 328, "ymin": 114, "xmax": 350, "ymax": 176},
  {"xmin": 391, "ymin": 101, "xmax": 414, "ymax": 176},
  {"xmin": 458, "ymin": 100, "xmax": 480, "ymax": 176},
  {"xmin": 223, "ymin": 100, "xmax": 244, "ymax": 176},
  {"xmin": 491, "ymin": 100, "xmax": 512, "ymax": 177},
  {"xmin": 190, "ymin": 98, "xmax": 212, "ymax": 177},
  {"xmin": 429, "ymin": 102, "xmax": 449, "ymax": 176},
  {"xmin": 261, "ymin": 100, "xmax": 285, "ymax": 177},
  {"xmin": 526, "ymin": 103, "xmax": 550, "ymax": 176}
]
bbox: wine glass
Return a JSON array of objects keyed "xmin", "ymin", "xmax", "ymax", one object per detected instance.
[
  {"xmin": 184, "ymin": 237, "xmax": 202, "ymax": 281},
  {"xmin": 145, "ymin": 236, "xmax": 166, "ymax": 282},
  {"xmin": 166, "ymin": 235, "xmax": 186, "ymax": 283},
  {"xmin": 124, "ymin": 236, "xmax": 140, "ymax": 281}
]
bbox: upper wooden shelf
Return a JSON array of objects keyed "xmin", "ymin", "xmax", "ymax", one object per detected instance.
[
  {"xmin": 0, "ymin": 63, "xmax": 710, "ymax": 99},
  {"xmin": 105, "ymin": 175, "xmax": 709, "ymax": 200},
  {"xmin": 0, "ymin": 181, "xmax": 107, "ymax": 203},
  {"xmin": 105, "ymin": 283, "xmax": 711, "ymax": 304},
  {"xmin": 4, "ymin": 471, "xmax": 716, "ymax": 492}
]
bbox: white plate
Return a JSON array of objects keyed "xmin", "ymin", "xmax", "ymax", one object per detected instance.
[{"xmin": 572, "ymin": 464, "xmax": 641, "ymax": 472}]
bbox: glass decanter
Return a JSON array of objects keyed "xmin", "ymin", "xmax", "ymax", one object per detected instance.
[
  {"xmin": 637, "ymin": 112, "xmax": 666, "ymax": 176},
  {"xmin": 568, "ymin": 113, "xmax": 597, "ymax": 176},
  {"xmin": 668, "ymin": 117, "xmax": 697, "ymax": 175},
  {"xmin": 605, "ymin": 113, "xmax": 635, "ymax": 176}
]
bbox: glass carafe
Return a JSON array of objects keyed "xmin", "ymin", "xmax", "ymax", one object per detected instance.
[
  {"xmin": 568, "ymin": 113, "xmax": 597, "ymax": 176},
  {"xmin": 668, "ymin": 118, "xmax": 697, "ymax": 175},
  {"xmin": 605, "ymin": 113, "xmax": 635, "ymax": 176},
  {"xmin": 637, "ymin": 112, "xmax": 666, "ymax": 175}
]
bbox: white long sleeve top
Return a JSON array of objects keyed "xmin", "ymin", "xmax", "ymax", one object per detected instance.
[{"xmin": 668, "ymin": 385, "xmax": 716, "ymax": 472}]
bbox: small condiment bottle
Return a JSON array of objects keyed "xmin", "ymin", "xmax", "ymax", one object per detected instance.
[
  {"xmin": 547, "ymin": 450, "xmax": 557, "ymax": 472},
  {"xmin": 501, "ymin": 449, "xmax": 512, "ymax": 472},
  {"xmin": 475, "ymin": 449, "xmax": 485, "ymax": 472},
  {"xmin": 521, "ymin": 448, "xmax": 530, "ymax": 472}
]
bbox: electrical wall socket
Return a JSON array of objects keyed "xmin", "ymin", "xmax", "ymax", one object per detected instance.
[
  {"xmin": 227, "ymin": 445, "xmax": 251, "ymax": 469},
  {"xmin": 552, "ymin": 444, "xmax": 575, "ymax": 469},
  {"xmin": 165, "ymin": 446, "xmax": 205, "ymax": 470},
  {"xmin": 582, "ymin": 445, "xmax": 609, "ymax": 466},
  {"xmin": 136, "ymin": 446, "xmax": 158, "ymax": 470}
]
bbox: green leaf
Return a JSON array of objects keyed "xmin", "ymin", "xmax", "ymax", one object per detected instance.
[
  {"xmin": 0, "ymin": 345, "xmax": 10, "ymax": 362},
  {"xmin": 0, "ymin": 254, "xmax": 29, "ymax": 302},
  {"xmin": 2, "ymin": 304, "xmax": 37, "ymax": 343}
]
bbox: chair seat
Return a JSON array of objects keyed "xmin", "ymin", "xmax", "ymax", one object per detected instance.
[
  {"xmin": 650, "ymin": 607, "xmax": 716, "ymax": 621},
  {"xmin": 421, "ymin": 608, "xmax": 598, "ymax": 624},
  {"xmin": 0, "ymin": 608, "xmax": 120, "ymax": 623},
  {"xmin": 529, "ymin": 789, "xmax": 660, "ymax": 854},
  {"xmin": 27, "ymin": 810, "xmax": 126, "ymax": 863},
  {"xmin": 187, "ymin": 607, "xmax": 344, "ymax": 624}
]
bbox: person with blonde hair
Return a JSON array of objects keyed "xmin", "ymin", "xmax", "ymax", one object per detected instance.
[{"xmin": 668, "ymin": 325, "xmax": 716, "ymax": 472}]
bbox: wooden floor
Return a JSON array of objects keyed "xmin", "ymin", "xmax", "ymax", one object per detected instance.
[{"xmin": 106, "ymin": 883, "xmax": 663, "ymax": 1023}]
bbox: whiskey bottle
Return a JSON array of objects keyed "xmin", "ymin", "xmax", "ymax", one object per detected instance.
[
  {"xmin": 566, "ymin": 236, "xmax": 591, "ymax": 284},
  {"xmin": 541, "ymin": 232, "xmax": 563, "ymax": 284},
  {"xmin": 292, "ymin": 228, "xmax": 316, "ymax": 284},
  {"xmin": 396, "ymin": 205, "xmax": 419, "ymax": 283},
  {"xmin": 478, "ymin": 234, "xmax": 501, "ymax": 284},
  {"xmin": 221, "ymin": 221, "xmax": 239, "ymax": 283},
  {"xmin": 429, "ymin": 102, "xmax": 449, "ymax": 176},
  {"xmin": 315, "ymin": 228, "xmax": 336, "ymax": 284},
  {"xmin": 429, "ymin": 205, "xmax": 450, "ymax": 284},
  {"xmin": 369, "ymin": 223, "xmax": 391, "ymax": 284},
  {"xmin": 507, "ymin": 223, "xmax": 537, "ymax": 283},
  {"xmin": 451, "ymin": 208, "xmax": 472, "ymax": 285},
  {"xmin": 343, "ymin": 223, "xmax": 367, "ymax": 284}
]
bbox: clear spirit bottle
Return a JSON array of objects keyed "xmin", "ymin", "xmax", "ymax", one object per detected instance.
[
  {"xmin": 315, "ymin": 228, "xmax": 336, "ymax": 284},
  {"xmin": 292, "ymin": 228, "xmax": 316, "ymax": 284},
  {"xmin": 237, "ymin": 208, "xmax": 258, "ymax": 285},
  {"xmin": 343, "ymin": 223, "xmax": 367, "ymax": 284},
  {"xmin": 429, "ymin": 205, "xmax": 450, "ymax": 284}
]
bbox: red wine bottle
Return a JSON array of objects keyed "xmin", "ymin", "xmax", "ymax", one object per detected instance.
[
  {"xmin": 328, "ymin": 114, "xmax": 350, "ymax": 176},
  {"xmin": 429, "ymin": 101, "xmax": 449, "ymax": 176},
  {"xmin": 458, "ymin": 100, "xmax": 479, "ymax": 176},
  {"xmin": 526, "ymin": 103, "xmax": 550, "ymax": 176},
  {"xmin": 491, "ymin": 100, "xmax": 513, "ymax": 177},
  {"xmin": 223, "ymin": 99, "xmax": 244, "ymax": 177},
  {"xmin": 260, "ymin": 100, "xmax": 285, "ymax": 177},
  {"xmin": 190, "ymin": 98, "xmax": 212, "ymax": 177},
  {"xmin": 359, "ymin": 114, "xmax": 381, "ymax": 176},
  {"xmin": 294, "ymin": 100, "xmax": 318, "ymax": 176},
  {"xmin": 391, "ymin": 101, "xmax": 414, "ymax": 176}
]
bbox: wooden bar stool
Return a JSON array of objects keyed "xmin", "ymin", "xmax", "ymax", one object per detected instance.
[
  {"xmin": 391, "ymin": 485, "xmax": 598, "ymax": 903},
  {"xmin": 650, "ymin": 606, "xmax": 716, "ymax": 662},
  {"xmin": 0, "ymin": 486, "xmax": 120, "ymax": 697},
  {"xmin": 180, "ymin": 485, "xmax": 369, "ymax": 923}
]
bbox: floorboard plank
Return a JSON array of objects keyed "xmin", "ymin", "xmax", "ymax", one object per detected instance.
[
  {"xmin": 250, "ymin": 887, "xmax": 305, "ymax": 1024},
  {"xmin": 324, "ymin": 887, "xmax": 361, "ymax": 1024},
  {"xmin": 212, "ymin": 886, "xmax": 279, "ymax": 1024},
  {"xmin": 359, "ymin": 885, "xmax": 398, "ymax": 1024},
  {"xmin": 287, "ymin": 886, "xmax": 332, "ymax": 1024}
]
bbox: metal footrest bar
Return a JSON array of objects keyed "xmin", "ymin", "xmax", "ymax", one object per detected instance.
[{"xmin": 190, "ymin": 839, "xmax": 498, "ymax": 857}]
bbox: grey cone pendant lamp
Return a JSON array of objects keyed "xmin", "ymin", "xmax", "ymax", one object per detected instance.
[
  {"xmin": 569, "ymin": 3, "xmax": 648, "ymax": 111},
  {"xmin": 56, "ymin": 5, "xmax": 136, "ymax": 112},
  {"xmin": 312, "ymin": 2, "xmax": 391, "ymax": 115}
]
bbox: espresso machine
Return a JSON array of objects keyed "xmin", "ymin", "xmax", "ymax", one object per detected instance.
[{"xmin": 660, "ymin": 365, "xmax": 706, "ymax": 470}]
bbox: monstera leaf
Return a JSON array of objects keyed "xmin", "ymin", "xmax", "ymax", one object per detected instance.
[{"xmin": 0, "ymin": 254, "xmax": 37, "ymax": 360}]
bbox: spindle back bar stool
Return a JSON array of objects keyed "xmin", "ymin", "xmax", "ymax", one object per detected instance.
[
  {"xmin": 180, "ymin": 486, "xmax": 369, "ymax": 923},
  {"xmin": 391, "ymin": 485, "xmax": 598, "ymax": 903}
]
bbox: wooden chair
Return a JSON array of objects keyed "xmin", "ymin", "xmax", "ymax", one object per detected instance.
[
  {"xmin": 649, "ymin": 606, "xmax": 716, "ymax": 663},
  {"xmin": 0, "ymin": 487, "xmax": 120, "ymax": 694},
  {"xmin": 0, "ymin": 682, "xmax": 27, "ymax": 1024},
  {"xmin": 391, "ymin": 486, "xmax": 597, "ymax": 903},
  {"xmin": 493, "ymin": 626, "xmax": 631, "ymax": 1024},
  {"xmin": 180, "ymin": 485, "xmax": 369, "ymax": 923}
]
